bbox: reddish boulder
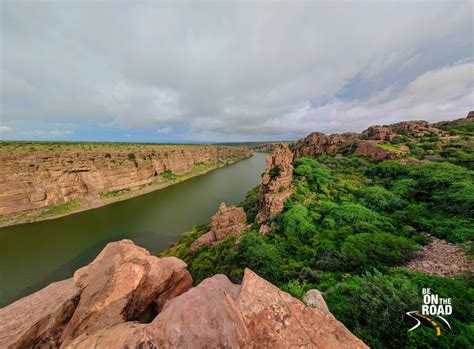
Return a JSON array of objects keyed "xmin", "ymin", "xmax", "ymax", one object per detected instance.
[
  {"xmin": 3, "ymin": 241, "xmax": 367, "ymax": 349},
  {"xmin": 60, "ymin": 240, "xmax": 192, "ymax": 346},
  {"xmin": 362, "ymin": 125, "xmax": 395, "ymax": 141},
  {"xmin": 293, "ymin": 132, "xmax": 355, "ymax": 158},
  {"xmin": 235, "ymin": 269, "xmax": 367, "ymax": 349},
  {"xmin": 256, "ymin": 144, "xmax": 294, "ymax": 222},
  {"xmin": 190, "ymin": 202, "xmax": 247, "ymax": 250},
  {"xmin": 386, "ymin": 120, "xmax": 441, "ymax": 136},
  {"xmin": 66, "ymin": 269, "xmax": 367, "ymax": 349},
  {"xmin": 0, "ymin": 279, "xmax": 80, "ymax": 349}
]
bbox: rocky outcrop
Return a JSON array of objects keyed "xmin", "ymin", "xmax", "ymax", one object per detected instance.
[
  {"xmin": 251, "ymin": 142, "xmax": 292, "ymax": 153},
  {"xmin": 353, "ymin": 140, "xmax": 404, "ymax": 161},
  {"xmin": 0, "ymin": 145, "xmax": 252, "ymax": 216},
  {"xmin": 292, "ymin": 119, "xmax": 447, "ymax": 161},
  {"xmin": 0, "ymin": 240, "xmax": 192, "ymax": 348},
  {"xmin": 0, "ymin": 279, "xmax": 80, "ymax": 349},
  {"xmin": 1, "ymin": 240, "xmax": 367, "ymax": 348},
  {"xmin": 362, "ymin": 125, "xmax": 395, "ymax": 141},
  {"xmin": 190, "ymin": 202, "xmax": 247, "ymax": 250},
  {"xmin": 66, "ymin": 271, "xmax": 367, "ymax": 349},
  {"xmin": 293, "ymin": 132, "xmax": 356, "ymax": 158},
  {"xmin": 256, "ymin": 144, "xmax": 294, "ymax": 222},
  {"xmin": 385, "ymin": 120, "xmax": 443, "ymax": 136}
]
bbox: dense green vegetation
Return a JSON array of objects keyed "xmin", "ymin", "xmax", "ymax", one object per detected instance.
[{"xmin": 163, "ymin": 121, "xmax": 473, "ymax": 348}]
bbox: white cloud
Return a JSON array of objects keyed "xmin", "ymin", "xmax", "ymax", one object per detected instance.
[
  {"xmin": 0, "ymin": 126, "xmax": 13, "ymax": 134},
  {"xmin": 0, "ymin": 1, "xmax": 472, "ymax": 141},
  {"xmin": 156, "ymin": 127, "xmax": 173, "ymax": 135}
]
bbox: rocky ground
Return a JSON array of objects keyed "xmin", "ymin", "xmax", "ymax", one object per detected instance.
[
  {"xmin": 406, "ymin": 237, "xmax": 473, "ymax": 277},
  {"xmin": 0, "ymin": 240, "xmax": 367, "ymax": 349}
]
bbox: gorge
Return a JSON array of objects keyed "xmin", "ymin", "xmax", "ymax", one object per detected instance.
[{"xmin": 0, "ymin": 152, "xmax": 266, "ymax": 307}]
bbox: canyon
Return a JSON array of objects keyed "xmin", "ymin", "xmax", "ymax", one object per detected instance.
[
  {"xmin": 0, "ymin": 240, "xmax": 367, "ymax": 349},
  {"xmin": 0, "ymin": 144, "xmax": 252, "ymax": 221}
]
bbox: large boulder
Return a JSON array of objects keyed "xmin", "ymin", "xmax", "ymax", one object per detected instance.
[
  {"xmin": 66, "ymin": 269, "xmax": 367, "ymax": 349},
  {"xmin": 235, "ymin": 269, "xmax": 367, "ymax": 348},
  {"xmin": 61, "ymin": 240, "xmax": 192, "ymax": 345},
  {"xmin": 293, "ymin": 132, "xmax": 356, "ymax": 158},
  {"xmin": 2, "ymin": 241, "xmax": 367, "ymax": 348},
  {"xmin": 0, "ymin": 279, "xmax": 80, "ymax": 349},
  {"xmin": 362, "ymin": 125, "xmax": 395, "ymax": 141}
]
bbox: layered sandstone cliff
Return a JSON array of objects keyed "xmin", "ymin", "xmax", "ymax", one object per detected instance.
[
  {"xmin": 0, "ymin": 145, "xmax": 252, "ymax": 216},
  {"xmin": 0, "ymin": 240, "xmax": 367, "ymax": 349}
]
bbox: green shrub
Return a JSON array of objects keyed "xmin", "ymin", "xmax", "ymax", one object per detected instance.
[
  {"xmin": 325, "ymin": 270, "xmax": 474, "ymax": 349},
  {"xmin": 341, "ymin": 233, "xmax": 418, "ymax": 271},
  {"xmin": 240, "ymin": 185, "xmax": 260, "ymax": 223},
  {"xmin": 160, "ymin": 169, "xmax": 176, "ymax": 180},
  {"xmin": 360, "ymin": 186, "xmax": 404, "ymax": 212},
  {"xmin": 268, "ymin": 165, "xmax": 281, "ymax": 179}
]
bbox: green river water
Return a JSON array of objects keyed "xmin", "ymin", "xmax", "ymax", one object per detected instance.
[{"xmin": 0, "ymin": 153, "xmax": 267, "ymax": 307}]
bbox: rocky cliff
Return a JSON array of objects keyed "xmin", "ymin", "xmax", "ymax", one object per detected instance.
[
  {"xmin": 0, "ymin": 240, "xmax": 367, "ymax": 349},
  {"xmin": 256, "ymin": 144, "xmax": 294, "ymax": 222},
  {"xmin": 0, "ymin": 144, "xmax": 252, "ymax": 216}
]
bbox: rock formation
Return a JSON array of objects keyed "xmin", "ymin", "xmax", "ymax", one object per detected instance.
[
  {"xmin": 292, "ymin": 118, "xmax": 450, "ymax": 161},
  {"xmin": 251, "ymin": 142, "xmax": 292, "ymax": 153},
  {"xmin": 190, "ymin": 202, "xmax": 247, "ymax": 250},
  {"xmin": 256, "ymin": 144, "xmax": 294, "ymax": 222},
  {"xmin": 0, "ymin": 240, "xmax": 367, "ymax": 348},
  {"xmin": 353, "ymin": 140, "xmax": 404, "ymax": 161},
  {"xmin": 0, "ymin": 240, "xmax": 192, "ymax": 348},
  {"xmin": 0, "ymin": 145, "xmax": 252, "ymax": 216},
  {"xmin": 362, "ymin": 125, "xmax": 395, "ymax": 141},
  {"xmin": 293, "ymin": 132, "xmax": 356, "ymax": 158},
  {"xmin": 385, "ymin": 120, "xmax": 443, "ymax": 136}
]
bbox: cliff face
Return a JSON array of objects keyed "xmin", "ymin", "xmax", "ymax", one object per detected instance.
[
  {"xmin": 0, "ymin": 145, "xmax": 252, "ymax": 216},
  {"xmin": 0, "ymin": 240, "xmax": 367, "ymax": 349}
]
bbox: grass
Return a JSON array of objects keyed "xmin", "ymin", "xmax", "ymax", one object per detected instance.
[
  {"xmin": 99, "ymin": 189, "xmax": 131, "ymax": 199},
  {"xmin": 0, "ymin": 198, "xmax": 84, "ymax": 226},
  {"xmin": 376, "ymin": 142, "xmax": 401, "ymax": 151},
  {"xmin": 0, "ymin": 141, "xmax": 217, "ymax": 153}
]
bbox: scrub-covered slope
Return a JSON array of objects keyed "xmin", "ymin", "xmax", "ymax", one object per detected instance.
[{"xmin": 165, "ymin": 112, "xmax": 474, "ymax": 348}]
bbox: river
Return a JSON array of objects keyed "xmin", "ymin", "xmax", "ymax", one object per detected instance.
[{"xmin": 0, "ymin": 152, "xmax": 267, "ymax": 307}]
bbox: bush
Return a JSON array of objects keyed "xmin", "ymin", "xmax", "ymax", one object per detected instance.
[
  {"xmin": 237, "ymin": 232, "xmax": 284, "ymax": 284},
  {"xmin": 240, "ymin": 185, "xmax": 260, "ymax": 223},
  {"xmin": 160, "ymin": 169, "xmax": 176, "ymax": 180},
  {"xmin": 294, "ymin": 157, "xmax": 334, "ymax": 194},
  {"xmin": 268, "ymin": 165, "xmax": 281, "ymax": 179},
  {"xmin": 325, "ymin": 270, "xmax": 474, "ymax": 349},
  {"xmin": 360, "ymin": 186, "xmax": 404, "ymax": 212},
  {"xmin": 341, "ymin": 233, "xmax": 418, "ymax": 271}
]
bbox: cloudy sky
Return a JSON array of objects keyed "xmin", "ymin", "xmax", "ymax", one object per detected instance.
[{"xmin": 0, "ymin": 1, "xmax": 472, "ymax": 142}]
